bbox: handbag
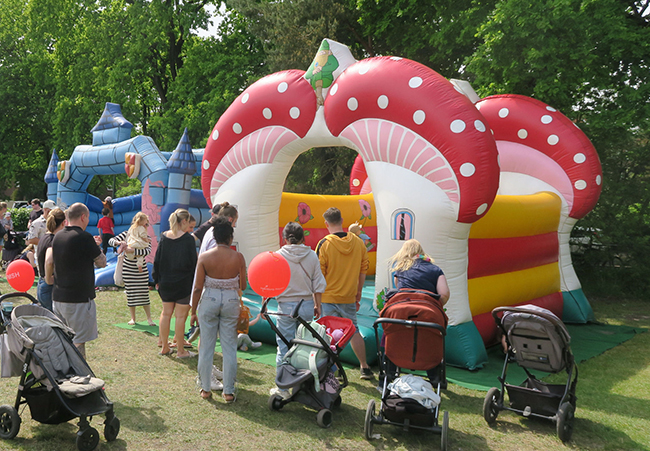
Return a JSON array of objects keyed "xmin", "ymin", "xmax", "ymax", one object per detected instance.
[
  {"xmin": 236, "ymin": 297, "xmax": 250, "ymax": 334},
  {"xmin": 113, "ymin": 252, "xmax": 125, "ymax": 287}
]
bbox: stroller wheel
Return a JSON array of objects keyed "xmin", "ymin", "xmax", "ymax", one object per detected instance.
[
  {"xmin": 364, "ymin": 399, "xmax": 376, "ymax": 440},
  {"xmin": 104, "ymin": 416, "xmax": 120, "ymax": 442},
  {"xmin": 268, "ymin": 395, "xmax": 284, "ymax": 411},
  {"xmin": 76, "ymin": 426, "xmax": 99, "ymax": 451},
  {"xmin": 0, "ymin": 405, "xmax": 21, "ymax": 439},
  {"xmin": 483, "ymin": 387, "xmax": 500, "ymax": 425},
  {"xmin": 440, "ymin": 410, "xmax": 449, "ymax": 451},
  {"xmin": 556, "ymin": 402, "xmax": 575, "ymax": 442},
  {"xmin": 316, "ymin": 408, "xmax": 333, "ymax": 428},
  {"xmin": 333, "ymin": 395, "xmax": 342, "ymax": 409}
]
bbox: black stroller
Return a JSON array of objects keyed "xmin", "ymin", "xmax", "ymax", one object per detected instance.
[
  {"xmin": 0, "ymin": 292, "xmax": 120, "ymax": 451},
  {"xmin": 364, "ymin": 288, "xmax": 450, "ymax": 450},
  {"xmin": 483, "ymin": 305, "xmax": 578, "ymax": 442},
  {"xmin": 1, "ymin": 231, "xmax": 27, "ymax": 270},
  {"xmin": 262, "ymin": 298, "xmax": 354, "ymax": 428}
]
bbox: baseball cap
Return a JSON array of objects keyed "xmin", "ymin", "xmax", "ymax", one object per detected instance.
[{"xmin": 42, "ymin": 200, "xmax": 56, "ymax": 210}]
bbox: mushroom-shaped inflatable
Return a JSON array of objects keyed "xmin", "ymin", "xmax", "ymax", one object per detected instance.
[
  {"xmin": 477, "ymin": 95, "xmax": 602, "ymax": 322},
  {"xmin": 201, "ymin": 39, "xmax": 500, "ymax": 369}
]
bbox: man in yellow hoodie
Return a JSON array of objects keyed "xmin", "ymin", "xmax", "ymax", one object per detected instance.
[{"xmin": 316, "ymin": 207, "xmax": 373, "ymax": 379}]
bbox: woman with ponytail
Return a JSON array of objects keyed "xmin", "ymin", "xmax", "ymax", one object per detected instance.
[{"xmin": 153, "ymin": 209, "xmax": 198, "ymax": 358}]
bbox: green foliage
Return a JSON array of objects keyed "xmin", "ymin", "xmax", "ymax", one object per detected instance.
[
  {"xmin": 285, "ymin": 147, "xmax": 357, "ymax": 195},
  {"xmin": 8, "ymin": 208, "xmax": 30, "ymax": 232}
]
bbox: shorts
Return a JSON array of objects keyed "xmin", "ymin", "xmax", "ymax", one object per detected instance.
[
  {"xmin": 321, "ymin": 302, "xmax": 358, "ymax": 334},
  {"xmin": 163, "ymin": 295, "xmax": 190, "ymax": 306},
  {"xmin": 53, "ymin": 299, "xmax": 98, "ymax": 344}
]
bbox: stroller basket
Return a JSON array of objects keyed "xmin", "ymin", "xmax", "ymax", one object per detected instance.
[{"xmin": 506, "ymin": 377, "xmax": 566, "ymax": 417}]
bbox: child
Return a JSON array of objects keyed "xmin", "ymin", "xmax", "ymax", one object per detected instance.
[
  {"xmin": 237, "ymin": 311, "xmax": 262, "ymax": 351},
  {"xmin": 127, "ymin": 212, "xmax": 151, "ymax": 272},
  {"xmin": 97, "ymin": 207, "xmax": 115, "ymax": 254}
]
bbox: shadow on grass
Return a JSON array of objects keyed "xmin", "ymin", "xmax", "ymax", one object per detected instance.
[{"xmin": 111, "ymin": 400, "xmax": 169, "ymax": 434}]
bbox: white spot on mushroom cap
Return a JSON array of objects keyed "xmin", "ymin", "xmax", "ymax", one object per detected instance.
[
  {"xmin": 541, "ymin": 115, "xmax": 553, "ymax": 124},
  {"xmin": 547, "ymin": 134, "xmax": 559, "ymax": 145},
  {"xmin": 450, "ymin": 119, "xmax": 466, "ymax": 133},
  {"xmin": 358, "ymin": 66, "xmax": 370, "ymax": 75},
  {"xmin": 474, "ymin": 120, "xmax": 486, "ymax": 132},
  {"xmin": 574, "ymin": 153, "xmax": 586, "ymax": 164},
  {"xmin": 460, "ymin": 163, "xmax": 475, "ymax": 177},
  {"xmin": 377, "ymin": 95, "xmax": 389, "ymax": 109},
  {"xmin": 596, "ymin": 175, "xmax": 602, "ymax": 185},
  {"xmin": 413, "ymin": 110, "xmax": 426, "ymax": 125},
  {"xmin": 546, "ymin": 106, "xmax": 557, "ymax": 112},
  {"xmin": 330, "ymin": 84, "xmax": 338, "ymax": 95},
  {"xmin": 575, "ymin": 180, "xmax": 587, "ymax": 190},
  {"xmin": 347, "ymin": 97, "xmax": 358, "ymax": 111},
  {"xmin": 278, "ymin": 82, "xmax": 288, "ymax": 93},
  {"xmin": 390, "ymin": 56, "xmax": 403, "ymax": 61},
  {"xmin": 409, "ymin": 77, "xmax": 423, "ymax": 88},
  {"xmin": 263, "ymin": 108, "xmax": 272, "ymax": 119},
  {"xmin": 233, "ymin": 123, "xmax": 242, "ymax": 134},
  {"xmin": 241, "ymin": 93, "xmax": 249, "ymax": 104},
  {"xmin": 290, "ymin": 107, "xmax": 300, "ymax": 119},
  {"xmin": 212, "ymin": 130, "xmax": 219, "ymax": 141},
  {"xmin": 498, "ymin": 108, "xmax": 509, "ymax": 118},
  {"xmin": 476, "ymin": 203, "xmax": 488, "ymax": 215},
  {"xmin": 203, "ymin": 160, "xmax": 210, "ymax": 170},
  {"xmin": 518, "ymin": 129, "xmax": 528, "ymax": 139},
  {"xmin": 352, "ymin": 178, "xmax": 360, "ymax": 187}
]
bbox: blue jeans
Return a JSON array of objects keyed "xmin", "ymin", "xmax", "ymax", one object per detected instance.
[
  {"xmin": 275, "ymin": 300, "xmax": 315, "ymax": 368},
  {"xmin": 197, "ymin": 287, "xmax": 240, "ymax": 394},
  {"xmin": 37, "ymin": 277, "xmax": 53, "ymax": 312}
]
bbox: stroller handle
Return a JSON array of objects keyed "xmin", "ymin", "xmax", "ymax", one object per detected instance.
[
  {"xmin": 373, "ymin": 317, "xmax": 446, "ymax": 335},
  {"xmin": 0, "ymin": 292, "xmax": 39, "ymax": 304},
  {"xmin": 492, "ymin": 306, "xmax": 571, "ymax": 344}
]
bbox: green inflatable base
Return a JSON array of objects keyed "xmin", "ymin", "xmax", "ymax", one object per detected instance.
[
  {"xmin": 562, "ymin": 288, "xmax": 595, "ymax": 323},
  {"xmin": 445, "ymin": 321, "xmax": 489, "ymax": 370},
  {"xmin": 243, "ymin": 290, "xmax": 378, "ymax": 366}
]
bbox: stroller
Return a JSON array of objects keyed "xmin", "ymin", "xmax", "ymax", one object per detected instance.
[
  {"xmin": 0, "ymin": 292, "xmax": 120, "ymax": 451},
  {"xmin": 262, "ymin": 298, "xmax": 354, "ymax": 428},
  {"xmin": 483, "ymin": 305, "xmax": 578, "ymax": 442},
  {"xmin": 365, "ymin": 288, "xmax": 449, "ymax": 450},
  {"xmin": 1, "ymin": 231, "xmax": 27, "ymax": 270}
]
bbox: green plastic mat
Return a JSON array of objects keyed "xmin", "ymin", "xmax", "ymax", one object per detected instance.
[
  {"xmin": 116, "ymin": 319, "xmax": 645, "ymax": 391},
  {"xmin": 445, "ymin": 323, "xmax": 647, "ymax": 391}
]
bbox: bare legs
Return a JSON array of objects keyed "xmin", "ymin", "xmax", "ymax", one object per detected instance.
[
  {"xmin": 129, "ymin": 305, "xmax": 155, "ymax": 326},
  {"xmin": 159, "ymin": 302, "xmax": 175, "ymax": 354},
  {"xmin": 174, "ymin": 304, "xmax": 192, "ymax": 358},
  {"xmin": 158, "ymin": 302, "xmax": 191, "ymax": 356},
  {"xmin": 350, "ymin": 332, "xmax": 371, "ymax": 369}
]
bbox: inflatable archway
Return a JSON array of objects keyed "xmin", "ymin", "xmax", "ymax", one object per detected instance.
[{"xmin": 201, "ymin": 39, "xmax": 602, "ymax": 369}]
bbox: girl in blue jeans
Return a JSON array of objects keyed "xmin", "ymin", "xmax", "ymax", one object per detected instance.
[{"xmin": 191, "ymin": 217, "xmax": 247, "ymax": 403}]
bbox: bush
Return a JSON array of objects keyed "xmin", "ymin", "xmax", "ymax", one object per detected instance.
[{"xmin": 8, "ymin": 208, "xmax": 30, "ymax": 232}]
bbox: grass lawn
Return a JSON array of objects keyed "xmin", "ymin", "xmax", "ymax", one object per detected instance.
[{"xmin": 0, "ymin": 279, "xmax": 648, "ymax": 451}]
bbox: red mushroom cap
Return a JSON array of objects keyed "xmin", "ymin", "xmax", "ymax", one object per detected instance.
[
  {"xmin": 349, "ymin": 155, "xmax": 368, "ymax": 195},
  {"xmin": 477, "ymin": 94, "xmax": 602, "ymax": 219},
  {"xmin": 324, "ymin": 56, "xmax": 499, "ymax": 223},
  {"xmin": 201, "ymin": 70, "xmax": 317, "ymax": 206}
]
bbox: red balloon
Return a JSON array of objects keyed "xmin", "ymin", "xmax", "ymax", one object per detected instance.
[
  {"xmin": 248, "ymin": 251, "xmax": 291, "ymax": 298},
  {"xmin": 6, "ymin": 259, "xmax": 35, "ymax": 292}
]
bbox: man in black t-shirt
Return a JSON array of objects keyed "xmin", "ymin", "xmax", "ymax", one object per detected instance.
[{"xmin": 50, "ymin": 203, "xmax": 106, "ymax": 358}]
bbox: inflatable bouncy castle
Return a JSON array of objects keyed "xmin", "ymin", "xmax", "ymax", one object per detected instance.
[{"xmin": 200, "ymin": 39, "xmax": 602, "ymax": 369}]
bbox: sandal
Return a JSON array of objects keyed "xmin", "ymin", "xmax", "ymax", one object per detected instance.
[
  {"xmin": 222, "ymin": 393, "xmax": 236, "ymax": 404},
  {"xmin": 170, "ymin": 341, "xmax": 193, "ymax": 349},
  {"xmin": 200, "ymin": 390, "xmax": 212, "ymax": 400}
]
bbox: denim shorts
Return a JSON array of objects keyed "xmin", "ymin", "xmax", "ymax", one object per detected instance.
[{"xmin": 321, "ymin": 302, "xmax": 358, "ymax": 334}]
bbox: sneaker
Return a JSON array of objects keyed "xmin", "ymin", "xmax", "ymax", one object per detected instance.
[
  {"xmin": 186, "ymin": 325, "xmax": 200, "ymax": 342},
  {"xmin": 250, "ymin": 341, "xmax": 262, "ymax": 349},
  {"xmin": 269, "ymin": 386, "xmax": 291, "ymax": 400},
  {"xmin": 360, "ymin": 367, "xmax": 375, "ymax": 380},
  {"xmin": 196, "ymin": 375, "xmax": 223, "ymax": 391},
  {"xmin": 212, "ymin": 365, "xmax": 223, "ymax": 380}
]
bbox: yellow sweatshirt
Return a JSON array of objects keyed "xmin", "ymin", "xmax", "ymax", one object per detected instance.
[{"xmin": 317, "ymin": 232, "xmax": 369, "ymax": 304}]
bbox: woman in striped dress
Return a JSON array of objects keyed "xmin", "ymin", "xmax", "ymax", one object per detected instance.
[{"xmin": 110, "ymin": 213, "xmax": 155, "ymax": 326}]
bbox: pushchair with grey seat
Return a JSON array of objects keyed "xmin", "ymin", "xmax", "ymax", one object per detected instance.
[
  {"xmin": 0, "ymin": 292, "xmax": 120, "ymax": 451},
  {"xmin": 483, "ymin": 304, "xmax": 578, "ymax": 442}
]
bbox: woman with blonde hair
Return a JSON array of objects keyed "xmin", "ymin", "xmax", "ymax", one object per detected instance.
[
  {"xmin": 109, "ymin": 212, "xmax": 154, "ymax": 326},
  {"xmin": 388, "ymin": 239, "xmax": 450, "ymax": 305},
  {"xmin": 153, "ymin": 209, "xmax": 198, "ymax": 358}
]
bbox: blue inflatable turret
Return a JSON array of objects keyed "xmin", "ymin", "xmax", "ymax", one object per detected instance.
[
  {"xmin": 161, "ymin": 128, "xmax": 196, "ymax": 232},
  {"xmin": 44, "ymin": 149, "xmax": 59, "ymax": 202},
  {"xmin": 90, "ymin": 103, "xmax": 133, "ymax": 146}
]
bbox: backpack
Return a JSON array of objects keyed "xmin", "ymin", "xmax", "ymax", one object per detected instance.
[{"xmin": 283, "ymin": 320, "xmax": 331, "ymax": 392}]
